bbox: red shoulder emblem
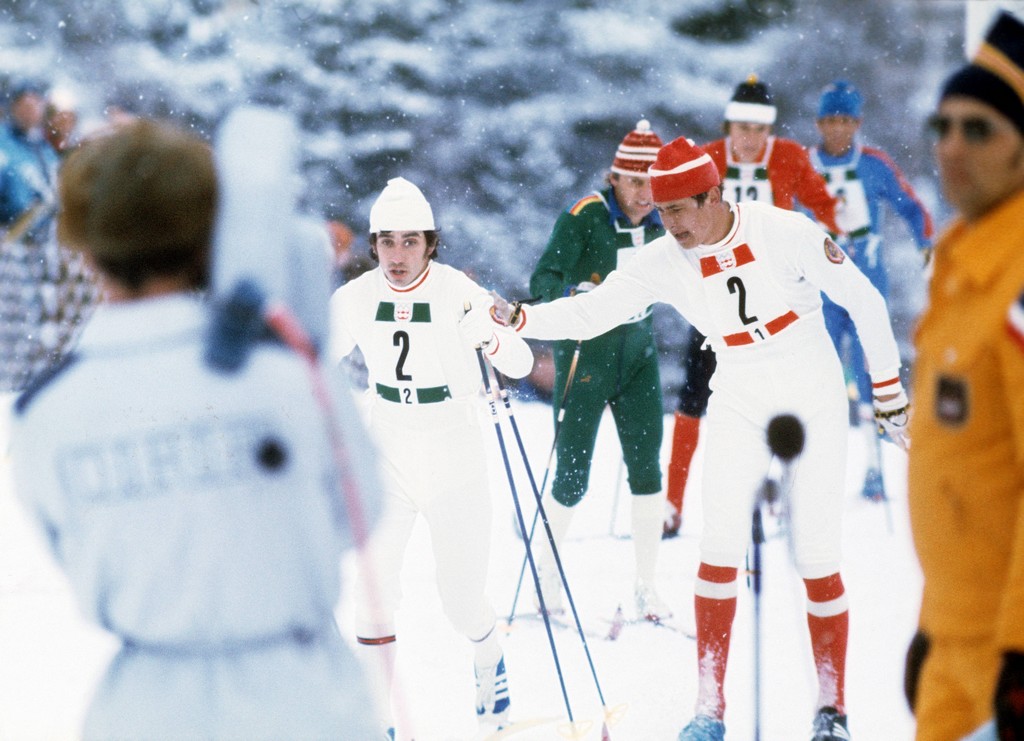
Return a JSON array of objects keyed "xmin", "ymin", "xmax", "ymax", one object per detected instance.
[
  {"xmin": 824, "ymin": 237, "xmax": 846, "ymax": 264},
  {"xmin": 568, "ymin": 194, "xmax": 602, "ymax": 216}
]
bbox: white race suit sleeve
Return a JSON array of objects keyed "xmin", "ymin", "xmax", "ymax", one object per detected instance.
[
  {"xmin": 786, "ymin": 220, "xmax": 903, "ymax": 386},
  {"xmin": 514, "ymin": 266, "xmax": 660, "ymax": 343}
]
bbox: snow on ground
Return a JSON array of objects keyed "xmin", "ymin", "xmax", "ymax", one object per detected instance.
[{"xmin": 0, "ymin": 395, "xmax": 920, "ymax": 740}]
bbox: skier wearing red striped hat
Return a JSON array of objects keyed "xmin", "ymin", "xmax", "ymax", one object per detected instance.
[
  {"xmin": 491, "ymin": 135, "xmax": 906, "ymax": 740},
  {"xmin": 527, "ymin": 119, "xmax": 672, "ymax": 623}
]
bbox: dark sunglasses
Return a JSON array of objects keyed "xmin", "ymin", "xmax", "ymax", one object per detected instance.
[{"xmin": 926, "ymin": 114, "xmax": 999, "ymax": 143}]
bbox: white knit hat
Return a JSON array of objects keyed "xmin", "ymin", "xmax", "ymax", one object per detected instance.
[{"xmin": 368, "ymin": 176, "xmax": 436, "ymax": 233}]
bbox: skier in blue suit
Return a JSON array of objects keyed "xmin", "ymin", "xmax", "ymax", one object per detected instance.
[{"xmin": 809, "ymin": 80, "xmax": 934, "ymax": 501}]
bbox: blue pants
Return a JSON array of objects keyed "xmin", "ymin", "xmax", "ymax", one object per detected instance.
[
  {"xmin": 823, "ymin": 297, "xmax": 871, "ymax": 405},
  {"xmin": 823, "ymin": 235, "xmax": 890, "ymax": 406}
]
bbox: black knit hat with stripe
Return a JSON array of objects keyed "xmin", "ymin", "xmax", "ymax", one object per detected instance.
[{"xmin": 942, "ymin": 11, "xmax": 1024, "ymax": 134}]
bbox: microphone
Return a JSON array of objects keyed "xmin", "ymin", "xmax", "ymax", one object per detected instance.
[
  {"xmin": 761, "ymin": 414, "xmax": 805, "ymax": 506},
  {"xmin": 767, "ymin": 413, "xmax": 805, "ymax": 462}
]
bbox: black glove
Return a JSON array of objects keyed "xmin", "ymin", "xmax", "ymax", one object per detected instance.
[
  {"xmin": 904, "ymin": 630, "xmax": 931, "ymax": 712},
  {"xmin": 996, "ymin": 651, "xmax": 1024, "ymax": 739}
]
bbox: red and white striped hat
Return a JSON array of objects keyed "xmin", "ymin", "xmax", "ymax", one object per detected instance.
[
  {"xmin": 649, "ymin": 137, "xmax": 722, "ymax": 203},
  {"xmin": 611, "ymin": 119, "xmax": 663, "ymax": 177}
]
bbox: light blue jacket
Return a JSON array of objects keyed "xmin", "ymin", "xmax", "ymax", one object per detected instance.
[{"xmin": 0, "ymin": 121, "xmax": 60, "ymax": 231}]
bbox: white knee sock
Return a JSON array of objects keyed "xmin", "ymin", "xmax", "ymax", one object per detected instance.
[
  {"xmin": 631, "ymin": 492, "xmax": 664, "ymax": 588},
  {"xmin": 471, "ymin": 623, "xmax": 503, "ymax": 669},
  {"xmin": 535, "ymin": 497, "xmax": 575, "ymax": 571}
]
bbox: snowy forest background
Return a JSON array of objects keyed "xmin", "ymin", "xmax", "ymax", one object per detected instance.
[{"xmin": 0, "ymin": 0, "xmax": 966, "ymax": 401}]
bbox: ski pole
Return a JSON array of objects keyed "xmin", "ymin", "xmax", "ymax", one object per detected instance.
[
  {"xmin": 751, "ymin": 415, "xmax": 806, "ymax": 741},
  {"xmin": 871, "ymin": 434, "xmax": 895, "ymax": 534},
  {"xmin": 486, "ymin": 360, "xmax": 620, "ymax": 739},
  {"xmin": 506, "ymin": 338, "xmax": 582, "ymax": 623},
  {"xmin": 507, "ymin": 273, "xmax": 600, "ymax": 623},
  {"xmin": 473, "ymin": 346, "xmax": 580, "ymax": 729},
  {"xmin": 751, "ymin": 500, "xmax": 765, "ymax": 741}
]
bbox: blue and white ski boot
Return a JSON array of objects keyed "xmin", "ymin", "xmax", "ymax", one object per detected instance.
[
  {"xmin": 678, "ymin": 714, "xmax": 725, "ymax": 741},
  {"xmin": 475, "ymin": 655, "xmax": 511, "ymax": 729}
]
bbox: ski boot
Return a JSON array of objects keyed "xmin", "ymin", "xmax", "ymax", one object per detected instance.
[
  {"xmin": 861, "ymin": 468, "xmax": 886, "ymax": 502},
  {"xmin": 475, "ymin": 655, "xmax": 511, "ymax": 730},
  {"xmin": 811, "ymin": 706, "xmax": 850, "ymax": 740},
  {"xmin": 635, "ymin": 579, "xmax": 672, "ymax": 622},
  {"xmin": 678, "ymin": 715, "xmax": 725, "ymax": 741},
  {"xmin": 663, "ymin": 505, "xmax": 682, "ymax": 539}
]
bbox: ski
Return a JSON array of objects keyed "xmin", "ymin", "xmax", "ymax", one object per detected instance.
[
  {"xmin": 604, "ymin": 606, "xmax": 695, "ymax": 641},
  {"xmin": 478, "ymin": 710, "xmax": 625, "ymax": 741},
  {"xmin": 505, "ymin": 609, "xmax": 694, "ymax": 641},
  {"xmin": 479, "ymin": 715, "xmax": 562, "ymax": 739},
  {"xmin": 503, "ymin": 612, "xmax": 607, "ymax": 641}
]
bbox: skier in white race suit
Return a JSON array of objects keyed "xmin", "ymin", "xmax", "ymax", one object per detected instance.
[
  {"xmin": 10, "ymin": 119, "xmax": 381, "ymax": 739},
  {"xmin": 329, "ymin": 177, "xmax": 533, "ymax": 739},
  {"xmin": 491, "ymin": 137, "xmax": 909, "ymax": 741}
]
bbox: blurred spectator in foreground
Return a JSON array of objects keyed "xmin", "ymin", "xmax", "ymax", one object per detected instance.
[
  {"xmin": 11, "ymin": 116, "xmax": 381, "ymax": 740},
  {"xmin": 906, "ymin": 10, "xmax": 1024, "ymax": 741}
]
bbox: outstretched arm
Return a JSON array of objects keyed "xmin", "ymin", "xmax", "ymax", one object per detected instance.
[{"xmin": 494, "ymin": 268, "xmax": 658, "ymax": 342}]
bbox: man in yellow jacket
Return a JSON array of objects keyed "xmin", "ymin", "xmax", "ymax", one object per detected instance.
[{"xmin": 907, "ymin": 11, "xmax": 1024, "ymax": 741}]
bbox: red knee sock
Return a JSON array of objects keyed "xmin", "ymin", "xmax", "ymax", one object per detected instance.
[
  {"xmin": 694, "ymin": 562, "xmax": 738, "ymax": 719},
  {"xmin": 804, "ymin": 573, "xmax": 849, "ymax": 713},
  {"xmin": 667, "ymin": 412, "xmax": 700, "ymax": 514}
]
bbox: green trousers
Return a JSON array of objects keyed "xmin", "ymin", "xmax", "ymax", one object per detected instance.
[{"xmin": 550, "ymin": 326, "xmax": 664, "ymax": 507}]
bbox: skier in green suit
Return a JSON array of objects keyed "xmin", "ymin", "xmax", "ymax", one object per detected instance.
[{"xmin": 528, "ymin": 119, "xmax": 670, "ymax": 621}]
